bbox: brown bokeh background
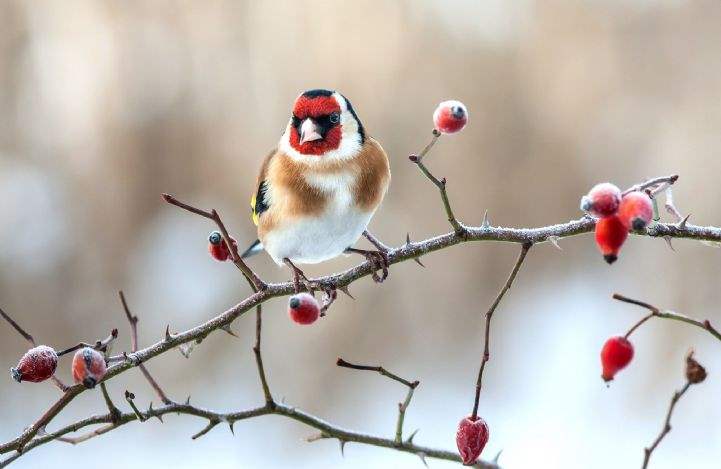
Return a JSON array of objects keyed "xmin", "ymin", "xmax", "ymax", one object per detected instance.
[{"xmin": 1, "ymin": 1, "xmax": 721, "ymax": 468}]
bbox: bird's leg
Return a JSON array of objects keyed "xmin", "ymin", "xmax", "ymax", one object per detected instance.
[
  {"xmin": 283, "ymin": 258, "xmax": 315, "ymax": 294},
  {"xmin": 363, "ymin": 230, "xmax": 390, "ymax": 253},
  {"xmin": 345, "ymin": 247, "xmax": 389, "ymax": 283}
]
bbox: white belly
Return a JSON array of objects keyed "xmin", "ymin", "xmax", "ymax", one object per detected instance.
[{"xmin": 263, "ymin": 205, "xmax": 374, "ymax": 265}]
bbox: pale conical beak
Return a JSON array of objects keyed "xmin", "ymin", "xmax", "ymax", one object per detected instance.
[{"xmin": 299, "ymin": 118, "xmax": 323, "ymax": 145}]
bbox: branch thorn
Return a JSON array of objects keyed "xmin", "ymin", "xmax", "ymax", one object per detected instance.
[
  {"xmin": 220, "ymin": 324, "xmax": 238, "ymax": 338},
  {"xmin": 547, "ymin": 236, "xmax": 562, "ymax": 251},
  {"xmin": 339, "ymin": 439, "xmax": 346, "ymax": 457},
  {"xmin": 338, "ymin": 285, "xmax": 355, "ymax": 300},
  {"xmin": 405, "ymin": 428, "xmax": 419, "ymax": 445}
]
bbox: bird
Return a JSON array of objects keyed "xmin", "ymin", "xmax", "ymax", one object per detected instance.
[{"xmin": 241, "ymin": 89, "xmax": 391, "ymax": 292}]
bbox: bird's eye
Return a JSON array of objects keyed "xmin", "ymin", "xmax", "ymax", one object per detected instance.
[
  {"xmin": 291, "ymin": 115, "xmax": 301, "ymax": 127},
  {"xmin": 329, "ymin": 112, "xmax": 340, "ymax": 124},
  {"xmin": 208, "ymin": 231, "xmax": 222, "ymax": 245}
]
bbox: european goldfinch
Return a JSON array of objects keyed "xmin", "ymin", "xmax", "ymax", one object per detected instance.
[{"xmin": 242, "ymin": 89, "xmax": 391, "ymax": 291}]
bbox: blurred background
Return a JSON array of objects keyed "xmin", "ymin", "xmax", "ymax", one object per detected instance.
[{"xmin": 1, "ymin": 1, "xmax": 721, "ymax": 468}]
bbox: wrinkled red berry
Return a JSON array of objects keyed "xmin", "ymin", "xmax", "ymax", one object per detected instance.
[
  {"xmin": 456, "ymin": 415, "xmax": 489, "ymax": 465},
  {"xmin": 208, "ymin": 231, "xmax": 238, "ymax": 262},
  {"xmin": 618, "ymin": 191, "xmax": 653, "ymax": 231},
  {"xmin": 72, "ymin": 347, "xmax": 107, "ymax": 389},
  {"xmin": 10, "ymin": 345, "xmax": 58, "ymax": 383},
  {"xmin": 595, "ymin": 215, "xmax": 628, "ymax": 264},
  {"xmin": 288, "ymin": 293, "xmax": 320, "ymax": 325},
  {"xmin": 601, "ymin": 336, "xmax": 634, "ymax": 382},
  {"xmin": 581, "ymin": 183, "xmax": 622, "ymax": 218},
  {"xmin": 433, "ymin": 100, "xmax": 468, "ymax": 134}
]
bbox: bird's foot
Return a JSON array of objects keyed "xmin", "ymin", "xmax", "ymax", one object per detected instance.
[
  {"xmin": 283, "ymin": 258, "xmax": 317, "ymax": 294},
  {"xmin": 319, "ymin": 286, "xmax": 338, "ymax": 317},
  {"xmin": 345, "ymin": 247, "xmax": 389, "ymax": 283}
]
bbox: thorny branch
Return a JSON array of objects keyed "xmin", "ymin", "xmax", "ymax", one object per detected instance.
[{"xmin": 2, "ymin": 174, "xmax": 721, "ymax": 466}]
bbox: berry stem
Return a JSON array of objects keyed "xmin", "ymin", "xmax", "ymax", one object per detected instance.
[
  {"xmin": 471, "ymin": 242, "xmax": 532, "ymax": 420},
  {"xmin": 624, "ymin": 312, "xmax": 656, "ymax": 339}
]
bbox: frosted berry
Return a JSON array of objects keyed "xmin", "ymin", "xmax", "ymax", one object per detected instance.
[
  {"xmin": 595, "ymin": 215, "xmax": 628, "ymax": 264},
  {"xmin": 10, "ymin": 345, "xmax": 58, "ymax": 383},
  {"xmin": 456, "ymin": 416, "xmax": 489, "ymax": 465},
  {"xmin": 208, "ymin": 231, "xmax": 237, "ymax": 262},
  {"xmin": 618, "ymin": 191, "xmax": 653, "ymax": 231},
  {"xmin": 433, "ymin": 100, "xmax": 468, "ymax": 134},
  {"xmin": 72, "ymin": 347, "xmax": 107, "ymax": 389},
  {"xmin": 601, "ymin": 336, "xmax": 634, "ymax": 382},
  {"xmin": 581, "ymin": 183, "xmax": 622, "ymax": 218},
  {"xmin": 288, "ymin": 293, "xmax": 320, "ymax": 325}
]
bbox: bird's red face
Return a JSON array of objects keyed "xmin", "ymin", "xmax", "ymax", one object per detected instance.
[{"xmin": 288, "ymin": 94, "xmax": 343, "ymax": 156}]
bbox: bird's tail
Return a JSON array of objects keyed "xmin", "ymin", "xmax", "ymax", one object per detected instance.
[{"xmin": 241, "ymin": 239, "xmax": 264, "ymax": 259}]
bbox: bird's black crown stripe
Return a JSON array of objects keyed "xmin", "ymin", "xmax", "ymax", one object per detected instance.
[{"xmin": 302, "ymin": 89, "xmax": 334, "ymax": 98}]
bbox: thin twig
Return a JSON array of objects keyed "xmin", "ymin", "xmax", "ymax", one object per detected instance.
[
  {"xmin": 124, "ymin": 391, "xmax": 147, "ymax": 422},
  {"xmin": 161, "ymin": 194, "xmax": 265, "ymax": 290},
  {"xmin": 55, "ymin": 329, "xmax": 119, "ymax": 357},
  {"xmin": 99, "ymin": 383, "xmax": 121, "ymax": 423},
  {"xmin": 409, "ymin": 130, "xmax": 465, "ymax": 233},
  {"xmin": 243, "ymin": 273, "xmax": 274, "ymax": 406},
  {"xmin": 0, "ymin": 307, "xmax": 36, "ymax": 345},
  {"xmin": 623, "ymin": 174, "xmax": 678, "ymax": 195},
  {"xmin": 642, "ymin": 382, "xmax": 692, "ymax": 469},
  {"xmin": 335, "ymin": 358, "xmax": 419, "ymax": 445},
  {"xmin": 663, "ymin": 187, "xmax": 685, "ymax": 223},
  {"xmin": 613, "ymin": 294, "xmax": 721, "ymax": 343},
  {"xmin": 471, "ymin": 242, "xmax": 532, "ymax": 419},
  {"xmin": 119, "ymin": 291, "xmax": 172, "ymax": 404},
  {"xmin": 396, "ymin": 384, "xmax": 419, "ymax": 445},
  {"xmin": 336, "ymin": 358, "xmax": 418, "ymax": 388}
]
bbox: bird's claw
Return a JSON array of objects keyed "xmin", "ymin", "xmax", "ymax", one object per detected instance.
[
  {"xmin": 284, "ymin": 258, "xmax": 317, "ymax": 294},
  {"xmin": 347, "ymin": 248, "xmax": 389, "ymax": 283}
]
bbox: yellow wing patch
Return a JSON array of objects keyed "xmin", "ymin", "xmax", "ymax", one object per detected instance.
[{"xmin": 251, "ymin": 195, "xmax": 259, "ymax": 226}]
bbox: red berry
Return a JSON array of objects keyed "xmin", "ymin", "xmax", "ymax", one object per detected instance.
[
  {"xmin": 10, "ymin": 345, "xmax": 58, "ymax": 383},
  {"xmin": 595, "ymin": 215, "xmax": 628, "ymax": 264},
  {"xmin": 433, "ymin": 100, "xmax": 468, "ymax": 134},
  {"xmin": 581, "ymin": 183, "xmax": 622, "ymax": 218},
  {"xmin": 288, "ymin": 293, "xmax": 320, "ymax": 325},
  {"xmin": 456, "ymin": 416, "xmax": 489, "ymax": 465},
  {"xmin": 72, "ymin": 347, "xmax": 107, "ymax": 389},
  {"xmin": 618, "ymin": 191, "xmax": 653, "ymax": 231},
  {"xmin": 601, "ymin": 336, "xmax": 634, "ymax": 382},
  {"xmin": 208, "ymin": 231, "xmax": 237, "ymax": 262}
]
